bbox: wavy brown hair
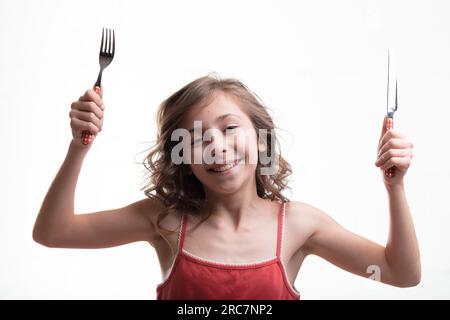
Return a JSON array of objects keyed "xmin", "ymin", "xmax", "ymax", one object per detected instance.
[{"xmin": 141, "ymin": 74, "xmax": 293, "ymax": 236}]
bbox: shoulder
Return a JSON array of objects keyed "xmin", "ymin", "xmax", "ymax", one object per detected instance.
[
  {"xmin": 284, "ymin": 200, "xmax": 333, "ymax": 253},
  {"xmin": 284, "ymin": 200, "xmax": 327, "ymax": 224},
  {"xmin": 135, "ymin": 197, "xmax": 166, "ymax": 219},
  {"xmin": 139, "ymin": 197, "xmax": 184, "ymax": 233}
]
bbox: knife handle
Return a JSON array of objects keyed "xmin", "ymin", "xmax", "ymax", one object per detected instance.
[
  {"xmin": 81, "ymin": 86, "xmax": 101, "ymax": 145},
  {"xmin": 384, "ymin": 117, "xmax": 395, "ymax": 178}
]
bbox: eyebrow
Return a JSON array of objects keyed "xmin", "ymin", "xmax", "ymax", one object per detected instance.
[{"xmin": 188, "ymin": 113, "xmax": 240, "ymax": 133}]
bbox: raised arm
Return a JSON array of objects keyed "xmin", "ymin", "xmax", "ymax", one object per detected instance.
[
  {"xmin": 299, "ymin": 116, "xmax": 420, "ymax": 288},
  {"xmin": 300, "ymin": 190, "xmax": 420, "ymax": 287},
  {"xmin": 32, "ymin": 89, "xmax": 164, "ymax": 249},
  {"xmin": 33, "ymin": 139, "xmax": 164, "ymax": 249}
]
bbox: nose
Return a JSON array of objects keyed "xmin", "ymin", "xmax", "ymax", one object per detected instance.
[
  {"xmin": 204, "ymin": 129, "xmax": 239, "ymax": 164},
  {"xmin": 208, "ymin": 132, "xmax": 227, "ymax": 158}
]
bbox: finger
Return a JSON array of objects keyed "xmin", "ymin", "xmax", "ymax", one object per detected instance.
[
  {"xmin": 375, "ymin": 149, "xmax": 413, "ymax": 167},
  {"xmin": 70, "ymin": 117, "xmax": 100, "ymax": 135},
  {"xmin": 71, "ymin": 101, "xmax": 104, "ymax": 120},
  {"xmin": 69, "ymin": 109, "xmax": 103, "ymax": 131},
  {"xmin": 80, "ymin": 89, "xmax": 105, "ymax": 110},
  {"xmin": 94, "ymin": 85, "xmax": 103, "ymax": 99},
  {"xmin": 378, "ymin": 138, "xmax": 413, "ymax": 157},
  {"xmin": 378, "ymin": 115, "xmax": 388, "ymax": 144},
  {"xmin": 378, "ymin": 129, "xmax": 406, "ymax": 150},
  {"xmin": 379, "ymin": 157, "xmax": 411, "ymax": 171}
]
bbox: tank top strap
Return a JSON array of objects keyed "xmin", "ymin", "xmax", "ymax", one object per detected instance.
[
  {"xmin": 177, "ymin": 212, "xmax": 188, "ymax": 251},
  {"xmin": 276, "ymin": 202, "xmax": 285, "ymax": 259}
]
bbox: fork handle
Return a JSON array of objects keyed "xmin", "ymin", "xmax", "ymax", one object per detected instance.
[
  {"xmin": 81, "ymin": 85, "xmax": 101, "ymax": 145},
  {"xmin": 384, "ymin": 117, "xmax": 396, "ymax": 178}
]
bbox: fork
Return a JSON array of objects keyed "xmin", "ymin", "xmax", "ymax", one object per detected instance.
[{"xmin": 81, "ymin": 28, "xmax": 115, "ymax": 145}]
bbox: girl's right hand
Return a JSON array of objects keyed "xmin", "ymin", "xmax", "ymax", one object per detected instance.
[{"xmin": 69, "ymin": 88, "xmax": 105, "ymax": 148}]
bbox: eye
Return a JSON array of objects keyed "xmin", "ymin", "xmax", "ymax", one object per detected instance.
[{"xmin": 225, "ymin": 125, "xmax": 238, "ymax": 131}]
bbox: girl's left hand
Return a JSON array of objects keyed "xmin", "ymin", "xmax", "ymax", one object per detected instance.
[{"xmin": 375, "ymin": 115, "xmax": 414, "ymax": 187}]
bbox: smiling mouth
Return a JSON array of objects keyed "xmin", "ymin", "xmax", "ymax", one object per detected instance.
[{"xmin": 208, "ymin": 158, "xmax": 242, "ymax": 173}]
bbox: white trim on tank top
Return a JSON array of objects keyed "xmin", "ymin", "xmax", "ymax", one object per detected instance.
[{"xmin": 158, "ymin": 202, "xmax": 301, "ymax": 297}]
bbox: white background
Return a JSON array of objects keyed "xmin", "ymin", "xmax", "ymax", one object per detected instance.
[{"xmin": 1, "ymin": 0, "xmax": 449, "ymax": 299}]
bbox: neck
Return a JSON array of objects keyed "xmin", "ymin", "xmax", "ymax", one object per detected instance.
[{"xmin": 202, "ymin": 178, "xmax": 265, "ymax": 231}]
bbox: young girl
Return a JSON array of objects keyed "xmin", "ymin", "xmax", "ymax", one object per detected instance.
[{"xmin": 33, "ymin": 74, "xmax": 420, "ymax": 300}]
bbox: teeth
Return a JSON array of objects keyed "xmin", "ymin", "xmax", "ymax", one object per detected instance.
[
  {"xmin": 212, "ymin": 163, "xmax": 234, "ymax": 172},
  {"xmin": 210, "ymin": 159, "xmax": 240, "ymax": 172}
]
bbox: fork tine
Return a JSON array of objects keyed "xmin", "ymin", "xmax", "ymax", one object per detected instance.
[
  {"xmin": 104, "ymin": 27, "xmax": 108, "ymax": 53},
  {"xmin": 105, "ymin": 28, "xmax": 109, "ymax": 54},
  {"xmin": 112, "ymin": 29, "xmax": 115, "ymax": 56},
  {"xmin": 100, "ymin": 28, "xmax": 105, "ymax": 53},
  {"xmin": 104, "ymin": 28, "xmax": 107, "ymax": 53},
  {"xmin": 108, "ymin": 28, "xmax": 112, "ymax": 54}
]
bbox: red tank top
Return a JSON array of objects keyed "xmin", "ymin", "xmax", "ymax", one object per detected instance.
[{"xmin": 156, "ymin": 202, "xmax": 300, "ymax": 300}]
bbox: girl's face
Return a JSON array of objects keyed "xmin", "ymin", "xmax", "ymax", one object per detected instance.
[{"xmin": 180, "ymin": 92, "xmax": 260, "ymax": 195}]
